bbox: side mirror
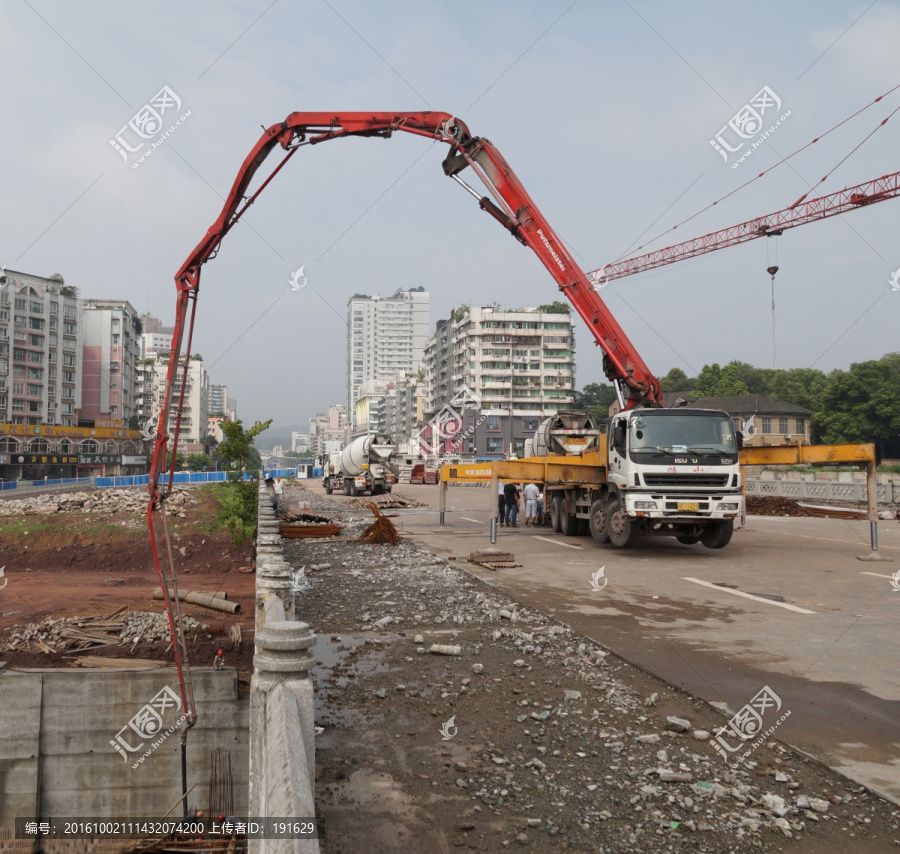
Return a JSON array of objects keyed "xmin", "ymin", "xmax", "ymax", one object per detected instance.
[{"xmin": 736, "ymin": 431, "xmax": 744, "ymax": 451}]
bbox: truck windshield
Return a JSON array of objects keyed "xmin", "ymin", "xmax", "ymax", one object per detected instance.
[{"xmin": 630, "ymin": 413, "xmax": 737, "ymax": 454}]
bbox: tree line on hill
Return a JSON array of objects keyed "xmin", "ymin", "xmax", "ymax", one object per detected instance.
[{"xmin": 573, "ymin": 352, "xmax": 900, "ymax": 460}]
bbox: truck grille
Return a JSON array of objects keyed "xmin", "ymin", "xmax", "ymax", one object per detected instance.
[{"xmin": 643, "ymin": 473, "xmax": 730, "ymax": 487}]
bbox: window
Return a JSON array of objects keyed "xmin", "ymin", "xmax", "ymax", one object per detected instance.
[
  {"xmin": 12, "ymin": 382, "xmax": 23, "ymax": 394},
  {"xmin": 485, "ymin": 437, "xmax": 504, "ymax": 454},
  {"xmin": 13, "ymin": 348, "xmax": 25, "ymax": 361},
  {"xmin": 28, "ymin": 368, "xmax": 42, "ymax": 379},
  {"xmin": 63, "ymin": 354, "xmax": 76, "ymax": 367},
  {"xmin": 28, "ymin": 351, "xmax": 42, "ymax": 362},
  {"xmin": 29, "ymin": 334, "xmax": 42, "ymax": 346},
  {"xmin": 27, "ymin": 384, "xmax": 41, "ymax": 395},
  {"xmin": 11, "ymin": 399, "xmax": 23, "ymax": 411},
  {"xmin": 796, "ymin": 418, "xmax": 805, "ymax": 434},
  {"xmin": 761, "ymin": 417, "xmax": 772, "ymax": 433},
  {"xmin": 50, "ymin": 302, "xmax": 58, "ymax": 315},
  {"xmin": 29, "ymin": 317, "xmax": 44, "ymax": 330},
  {"xmin": 513, "ymin": 438, "xmax": 526, "ymax": 457},
  {"xmin": 29, "ymin": 301, "xmax": 42, "ymax": 314},
  {"xmin": 779, "ymin": 417, "xmax": 789, "ymax": 434},
  {"xmin": 63, "ymin": 322, "xmax": 76, "ymax": 335},
  {"xmin": 15, "ymin": 298, "xmax": 26, "ymax": 310},
  {"xmin": 81, "ymin": 440, "xmax": 99, "ymax": 454},
  {"xmin": 522, "ymin": 416, "xmax": 539, "ymax": 432},
  {"xmin": 28, "ymin": 401, "xmax": 41, "ymax": 412},
  {"xmin": 486, "ymin": 415, "xmax": 501, "ymax": 431}
]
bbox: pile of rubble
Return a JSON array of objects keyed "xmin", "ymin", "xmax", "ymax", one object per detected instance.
[
  {"xmin": 746, "ymin": 496, "xmax": 811, "ymax": 517},
  {"xmin": 0, "ymin": 609, "xmax": 209, "ymax": 653},
  {"xmin": 0, "ymin": 487, "xmax": 198, "ymax": 517}
]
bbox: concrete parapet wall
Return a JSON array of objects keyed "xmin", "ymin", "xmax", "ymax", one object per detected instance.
[
  {"xmin": 0, "ymin": 667, "xmax": 248, "ymax": 826},
  {"xmin": 249, "ymin": 478, "xmax": 319, "ymax": 854},
  {"xmin": 745, "ymin": 476, "xmax": 900, "ymax": 507}
]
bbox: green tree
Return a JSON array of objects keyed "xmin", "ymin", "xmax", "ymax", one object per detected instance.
[
  {"xmin": 186, "ymin": 453, "xmax": 212, "ymax": 471},
  {"xmin": 659, "ymin": 367, "xmax": 694, "ymax": 393},
  {"xmin": 573, "ymin": 382, "xmax": 617, "ymax": 427},
  {"xmin": 813, "ymin": 354, "xmax": 900, "ymax": 459},
  {"xmin": 537, "ymin": 301, "xmax": 571, "ymax": 314},
  {"xmin": 215, "ymin": 418, "xmax": 272, "ymax": 544},
  {"xmin": 692, "ymin": 363, "xmax": 748, "ymax": 397},
  {"xmin": 166, "ymin": 451, "xmax": 185, "ymax": 470},
  {"xmin": 768, "ymin": 368, "xmax": 828, "ymax": 412}
]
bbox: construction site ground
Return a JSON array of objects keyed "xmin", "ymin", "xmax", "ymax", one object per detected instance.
[
  {"xmin": 2, "ymin": 480, "xmax": 900, "ymax": 852},
  {"xmin": 286, "ymin": 481, "xmax": 900, "ymax": 853},
  {"xmin": 0, "ymin": 485, "xmax": 255, "ymax": 674}
]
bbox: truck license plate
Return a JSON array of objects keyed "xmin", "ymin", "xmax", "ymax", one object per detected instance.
[
  {"xmin": 567, "ymin": 437, "xmax": 588, "ymax": 444},
  {"xmin": 678, "ymin": 502, "xmax": 700, "ymax": 512}
]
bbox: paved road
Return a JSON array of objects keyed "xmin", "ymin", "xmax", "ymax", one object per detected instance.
[{"xmin": 309, "ymin": 480, "xmax": 900, "ymax": 803}]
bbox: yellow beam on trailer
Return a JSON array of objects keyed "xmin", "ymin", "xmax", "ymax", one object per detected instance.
[{"xmin": 739, "ymin": 443, "xmax": 875, "ymax": 466}]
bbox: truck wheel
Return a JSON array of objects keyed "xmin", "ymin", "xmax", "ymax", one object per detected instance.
[
  {"xmin": 701, "ymin": 520, "xmax": 734, "ymax": 549},
  {"xmin": 343, "ymin": 480, "xmax": 351, "ymax": 496},
  {"xmin": 607, "ymin": 498, "xmax": 639, "ymax": 548},
  {"xmin": 372, "ymin": 485, "xmax": 382, "ymax": 496},
  {"xmin": 325, "ymin": 480, "xmax": 333, "ymax": 495},
  {"xmin": 386, "ymin": 485, "xmax": 392, "ymax": 493},
  {"xmin": 349, "ymin": 482, "xmax": 359, "ymax": 497},
  {"xmin": 560, "ymin": 506, "xmax": 579, "ymax": 537},
  {"xmin": 550, "ymin": 496, "xmax": 563, "ymax": 533},
  {"xmin": 589, "ymin": 499, "xmax": 609, "ymax": 545},
  {"xmin": 676, "ymin": 535, "xmax": 700, "ymax": 545}
]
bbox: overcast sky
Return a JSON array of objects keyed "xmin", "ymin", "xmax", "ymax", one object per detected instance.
[{"xmin": 1, "ymin": 1, "xmax": 897, "ymax": 429}]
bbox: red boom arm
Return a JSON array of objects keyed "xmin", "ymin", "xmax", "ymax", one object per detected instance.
[{"xmin": 146, "ymin": 112, "xmax": 664, "ymax": 733}]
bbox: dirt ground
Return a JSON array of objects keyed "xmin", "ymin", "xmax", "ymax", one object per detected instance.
[
  {"xmin": 0, "ymin": 485, "xmax": 256, "ymax": 677},
  {"xmin": 280, "ymin": 482, "xmax": 900, "ymax": 854}
]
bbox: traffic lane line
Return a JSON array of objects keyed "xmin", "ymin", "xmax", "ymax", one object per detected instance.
[
  {"xmin": 745, "ymin": 523, "xmax": 900, "ymax": 551},
  {"xmin": 460, "ymin": 517, "xmax": 484, "ymax": 525},
  {"xmin": 860, "ymin": 572, "xmax": 900, "ymax": 582},
  {"xmin": 533, "ymin": 535, "xmax": 583, "ymax": 551},
  {"xmin": 682, "ymin": 577, "xmax": 816, "ymax": 614}
]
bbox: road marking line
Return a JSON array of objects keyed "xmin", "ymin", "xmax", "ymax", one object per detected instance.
[
  {"xmin": 682, "ymin": 577, "xmax": 815, "ymax": 614},
  {"xmin": 533, "ymin": 535, "xmax": 583, "ymax": 550},
  {"xmin": 460, "ymin": 517, "xmax": 484, "ymax": 525},
  {"xmin": 753, "ymin": 529, "xmax": 900, "ymax": 551},
  {"xmin": 860, "ymin": 572, "xmax": 898, "ymax": 581}
]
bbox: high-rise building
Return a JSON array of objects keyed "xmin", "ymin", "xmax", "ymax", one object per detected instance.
[
  {"xmin": 346, "ymin": 287, "xmax": 429, "ymax": 423},
  {"xmin": 421, "ymin": 305, "xmax": 576, "ymax": 458},
  {"xmin": 139, "ymin": 313, "xmax": 173, "ymax": 358},
  {"xmin": 136, "ymin": 332, "xmax": 209, "ymax": 446},
  {"xmin": 310, "ymin": 404, "xmax": 348, "ymax": 458},
  {"xmin": 79, "ymin": 299, "xmax": 140, "ymax": 426},
  {"xmin": 209, "ymin": 384, "xmax": 228, "ymax": 416},
  {"xmin": 0, "ymin": 269, "xmax": 82, "ymax": 426}
]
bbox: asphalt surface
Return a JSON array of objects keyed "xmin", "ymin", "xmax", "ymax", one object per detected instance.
[{"xmin": 310, "ymin": 480, "xmax": 900, "ymax": 805}]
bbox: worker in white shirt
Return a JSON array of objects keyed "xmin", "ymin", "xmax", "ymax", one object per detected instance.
[{"xmin": 523, "ymin": 482, "xmax": 541, "ymax": 527}]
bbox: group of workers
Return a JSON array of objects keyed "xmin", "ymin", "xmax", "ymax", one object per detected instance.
[{"xmin": 497, "ymin": 480, "xmax": 545, "ymax": 528}]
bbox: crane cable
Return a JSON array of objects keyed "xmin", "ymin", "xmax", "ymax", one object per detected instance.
[{"xmin": 610, "ymin": 82, "xmax": 900, "ymax": 265}]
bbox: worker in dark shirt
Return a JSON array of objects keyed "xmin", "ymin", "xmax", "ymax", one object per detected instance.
[{"xmin": 503, "ymin": 481, "xmax": 520, "ymax": 527}]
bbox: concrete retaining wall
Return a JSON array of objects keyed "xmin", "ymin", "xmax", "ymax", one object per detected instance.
[{"xmin": 0, "ymin": 667, "xmax": 248, "ymax": 826}]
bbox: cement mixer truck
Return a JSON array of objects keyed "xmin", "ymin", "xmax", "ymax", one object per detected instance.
[{"xmin": 323, "ymin": 434, "xmax": 398, "ymax": 496}]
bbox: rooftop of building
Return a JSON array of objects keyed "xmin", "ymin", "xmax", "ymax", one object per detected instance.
[{"xmin": 661, "ymin": 392, "xmax": 813, "ymax": 416}]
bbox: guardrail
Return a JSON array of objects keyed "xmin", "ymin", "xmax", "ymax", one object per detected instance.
[
  {"xmin": 249, "ymin": 477, "xmax": 319, "ymax": 853},
  {"xmin": 745, "ymin": 477, "xmax": 900, "ymax": 507}
]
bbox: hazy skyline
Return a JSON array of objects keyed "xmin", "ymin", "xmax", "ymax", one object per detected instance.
[{"xmin": 1, "ymin": 1, "xmax": 897, "ymax": 429}]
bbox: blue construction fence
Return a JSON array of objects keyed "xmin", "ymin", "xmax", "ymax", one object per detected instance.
[{"xmin": 0, "ymin": 467, "xmax": 319, "ymax": 493}]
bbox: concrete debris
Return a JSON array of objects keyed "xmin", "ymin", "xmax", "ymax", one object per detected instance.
[
  {"xmin": 285, "ymin": 483, "xmax": 896, "ymax": 852},
  {"xmin": 428, "ymin": 644, "xmax": 462, "ymax": 656},
  {"xmin": 0, "ymin": 486, "xmax": 197, "ymax": 517},
  {"xmin": 665, "ymin": 715, "xmax": 692, "ymax": 733}
]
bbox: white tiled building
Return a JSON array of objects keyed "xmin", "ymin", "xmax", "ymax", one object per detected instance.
[
  {"xmin": 0, "ymin": 269, "xmax": 83, "ymax": 426},
  {"xmin": 424, "ymin": 306, "xmax": 576, "ymax": 415},
  {"xmin": 346, "ymin": 287, "xmax": 429, "ymax": 425}
]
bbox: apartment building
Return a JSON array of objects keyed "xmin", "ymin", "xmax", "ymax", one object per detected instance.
[
  {"xmin": 421, "ymin": 305, "xmax": 576, "ymax": 458},
  {"xmin": 346, "ymin": 287, "xmax": 429, "ymax": 422},
  {"xmin": 309, "ymin": 404, "xmax": 349, "ymax": 458},
  {"xmin": 136, "ymin": 331, "xmax": 209, "ymax": 446},
  {"xmin": 79, "ymin": 299, "xmax": 140, "ymax": 427},
  {"xmin": 209, "ymin": 384, "xmax": 228, "ymax": 416},
  {"xmin": 383, "ymin": 376, "xmax": 425, "ymax": 452},
  {"xmin": 0, "ymin": 269, "xmax": 82, "ymax": 427}
]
